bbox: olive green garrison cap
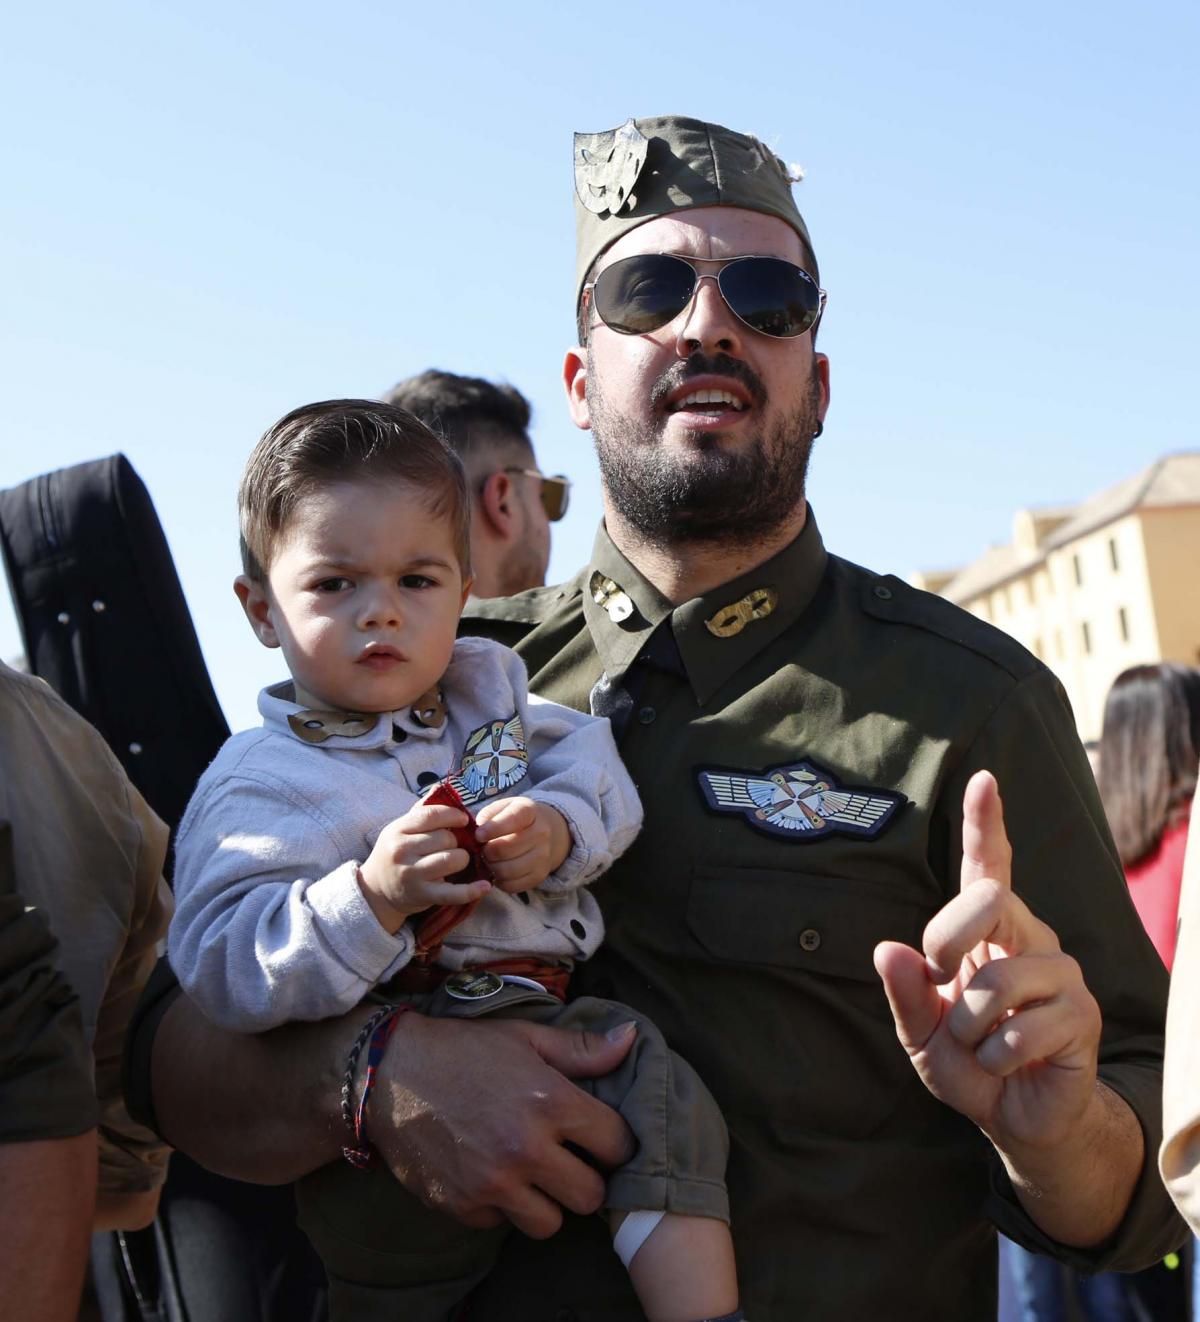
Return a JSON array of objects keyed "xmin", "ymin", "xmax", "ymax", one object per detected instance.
[{"xmin": 573, "ymin": 115, "xmax": 818, "ymax": 310}]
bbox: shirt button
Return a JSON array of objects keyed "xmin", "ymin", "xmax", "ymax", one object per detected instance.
[
  {"xmin": 392, "ymin": 725, "xmax": 408, "ymax": 743},
  {"xmin": 637, "ymin": 706, "xmax": 656, "ymax": 725},
  {"xmin": 570, "ymin": 919, "xmax": 587, "ymax": 939},
  {"xmin": 873, "ymin": 584, "xmax": 893, "ymax": 600},
  {"xmin": 798, "ymin": 927, "xmax": 821, "ymax": 952},
  {"xmin": 416, "ymin": 771, "xmax": 439, "ymax": 788}
]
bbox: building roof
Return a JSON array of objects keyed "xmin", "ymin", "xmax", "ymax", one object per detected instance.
[{"xmin": 940, "ymin": 451, "xmax": 1200, "ymax": 605}]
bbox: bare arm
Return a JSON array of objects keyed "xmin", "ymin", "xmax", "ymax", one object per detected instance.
[
  {"xmin": 0, "ymin": 1131, "xmax": 96, "ymax": 1321},
  {"xmin": 150, "ymin": 990, "xmax": 361, "ymax": 1183},
  {"xmin": 150, "ymin": 986, "xmax": 636, "ymax": 1233}
]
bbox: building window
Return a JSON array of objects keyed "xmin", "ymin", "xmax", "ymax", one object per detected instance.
[
  {"xmin": 1109, "ymin": 538, "xmax": 1119, "ymax": 572},
  {"xmin": 1081, "ymin": 621, "xmax": 1092, "ymax": 654},
  {"xmin": 1118, "ymin": 606, "xmax": 1129, "ymax": 642},
  {"xmin": 1072, "ymin": 553, "xmax": 1083, "ymax": 587}
]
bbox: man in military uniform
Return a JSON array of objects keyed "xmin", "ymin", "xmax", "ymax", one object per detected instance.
[{"xmin": 133, "ymin": 116, "xmax": 1182, "ymax": 1320}]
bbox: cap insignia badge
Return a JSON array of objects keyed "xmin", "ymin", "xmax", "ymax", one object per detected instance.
[
  {"xmin": 574, "ymin": 118, "xmax": 649, "ymax": 216},
  {"xmin": 698, "ymin": 759, "xmax": 904, "ymax": 841}
]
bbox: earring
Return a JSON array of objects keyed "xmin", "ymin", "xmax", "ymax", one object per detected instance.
[{"xmin": 812, "ymin": 422, "xmax": 824, "ymax": 439}]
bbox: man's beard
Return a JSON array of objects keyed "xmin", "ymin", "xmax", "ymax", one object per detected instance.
[{"xmin": 588, "ymin": 350, "xmax": 823, "ymax": 549}]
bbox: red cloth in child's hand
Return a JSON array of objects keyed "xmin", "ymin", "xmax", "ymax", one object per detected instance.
[{"xmin": 411, "ymin": 780, "xmax": 492, "ymax": 959}]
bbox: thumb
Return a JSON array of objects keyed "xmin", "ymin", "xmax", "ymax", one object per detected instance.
[
  {"xmin": 526, "ymin": 1018, "xmax": 637, "ymax": 1081},
  {"xmin": 874, "ymin": 940, "xmax": 943, "ymax": 1055},
  {"xmin": 960, "ymin": 769, "xmax": 1013, "ymax": 892}
]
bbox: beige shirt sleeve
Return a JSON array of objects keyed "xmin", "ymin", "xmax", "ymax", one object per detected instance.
[
  {"xmin": 0, "ymin": 665, "xmax": 173, "ymax": 1194},
  {"xmin": 1161, "ymin": 784, "xmax": 1200, "ymax": 1233},
  {"xmin": 93, "ymin": 784, "xmax": 173, "ymax": 1194}
]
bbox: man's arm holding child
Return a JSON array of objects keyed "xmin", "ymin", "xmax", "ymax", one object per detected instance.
[{"xmin": 144, "ymin": 981, "xmax": 636, "ymax": 1232}]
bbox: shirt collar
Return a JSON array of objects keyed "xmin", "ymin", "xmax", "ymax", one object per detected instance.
[{"xmin": 582, "ymin": 510, "xmax": 829, "ymax": 707}]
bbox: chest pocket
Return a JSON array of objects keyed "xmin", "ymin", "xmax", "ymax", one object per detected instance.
[
  {"xmin": 687, "ymin": 868, "xmax": 928, "ymax": 980},
  {"xmin": 683, "ymin": 867, "xmax": 935, "ymax": 1140}
]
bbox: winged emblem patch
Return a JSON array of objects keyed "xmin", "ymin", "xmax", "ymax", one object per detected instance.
[
  {"xmin": 445, "ymin": 713, "xmax": 529, "ymax": 805},
  {"xmin": 698, "ymin": 760, "xmax": 904, "ymax": 841}
]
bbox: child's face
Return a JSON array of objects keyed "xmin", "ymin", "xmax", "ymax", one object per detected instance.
[{"xmin": 237, "ymin": 478, "xmax": 470, "ymax": 713}]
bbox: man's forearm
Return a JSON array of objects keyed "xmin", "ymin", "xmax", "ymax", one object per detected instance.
[
  {"xmin": 997, "ymin": 1081, "xmax": 1143, "ymax": 1246},
  {"xmin": 0, "ymin": 1131, "xmax": 96, "ymax": 1322},
  {"xmin": 151, "ymin": 991, "xmax": 373, "ymax": 1183}
]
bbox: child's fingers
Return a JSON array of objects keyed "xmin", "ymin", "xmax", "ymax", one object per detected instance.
[
  {"xmin": 396, "ymin": 803, "xmax": 470, "ymax": 834},
  {"xmin": 475, "ymin": 797, "xmax": 535, "ymax": 840},
  {"xmin": 405, "ymin": 847, "xmax": 471, "ymax": 880},
  {"xmin": 411, "ymin": 876, "xmax": 491, "ymax": 908},
  {"xmin": 481, "ymin": 831, "xmax": 541, "ymax": 864},
  {"xmin": 388, "ymin": 829, "xmax": 462, "ymax": 862},
  {"xmin": 486, "ymin": 846, "xmax": 543, "ymax": 889}
]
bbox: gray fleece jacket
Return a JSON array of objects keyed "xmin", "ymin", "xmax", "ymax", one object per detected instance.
[{"xmin": 169, "ymin": 637, "xmax": 642, "ymax": 1031}]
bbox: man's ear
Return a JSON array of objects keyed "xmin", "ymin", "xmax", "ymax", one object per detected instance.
[
  {"xmin": 563, "ymin": 347, "xmax": 591, "ymax": 430},
  {"xmin": 814, "ymin": 351, "xmax": 831, "ymax": 426},
  {"xmin": 476, "ymin": 471, "xmax": 516, "ymax": 537},
  {"xmin": 233, "ymin": 575, "xmax": 280, "ymax": 649}
]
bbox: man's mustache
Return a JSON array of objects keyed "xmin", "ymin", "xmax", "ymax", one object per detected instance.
[{"xmin": 649, "ymin": 354, "xmax": 768, "ymax": 411}]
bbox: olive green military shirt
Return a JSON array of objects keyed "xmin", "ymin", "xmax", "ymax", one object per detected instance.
[{"xmin": 461, "ymin": 513, "xmax": 1182, "ymax": 1322}]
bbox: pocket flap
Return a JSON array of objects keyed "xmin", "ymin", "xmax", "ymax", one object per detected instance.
[{"xmin": 687, "ymin": 869, "xmax": 931, "ymax": 981}]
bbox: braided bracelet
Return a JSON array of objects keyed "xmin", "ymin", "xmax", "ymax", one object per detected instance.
[{"xmin": 340, "ymin": 1004, "xmax": 410, "ymax": 1168}]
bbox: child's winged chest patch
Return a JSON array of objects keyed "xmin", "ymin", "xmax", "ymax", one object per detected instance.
[{"xmin": 445, "ymin": 713, "xmax": 529, "ymax": 805}]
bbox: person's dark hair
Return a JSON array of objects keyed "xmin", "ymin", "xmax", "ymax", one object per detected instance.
[
  {"xmin": 382, "ymin": 370, "xmax": 532, "ymax": 463},
  {"xmin": 1096, "ymin": 662, "xmax": 1200, "ymax": 866},
  {"xmin": 238, "ymin": 399, "xmax": 471, "ymax": 582}
]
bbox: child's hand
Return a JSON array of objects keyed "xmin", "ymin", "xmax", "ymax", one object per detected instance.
[
  {"xmin": 357, "ymin": 802, "xmax": 490, "ymax": 932},
  {"xmin": 475, "ymin": 797, "xmax": 571, "ymax": 894}
]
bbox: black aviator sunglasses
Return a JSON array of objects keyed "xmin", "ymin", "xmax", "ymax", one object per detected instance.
[{"xmin": 583, "ymin": 253, "xmax": 826, "ymax": 340}]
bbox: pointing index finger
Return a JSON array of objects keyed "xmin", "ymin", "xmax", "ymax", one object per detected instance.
[{"xmin": 960, "ymin": 770, "xmax": 1012, "ymax": 893}]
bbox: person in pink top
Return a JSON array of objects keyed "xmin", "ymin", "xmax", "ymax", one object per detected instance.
[{"xmin": 1097, "ymin": 662, "xmax": 1200, "ymax": 971}]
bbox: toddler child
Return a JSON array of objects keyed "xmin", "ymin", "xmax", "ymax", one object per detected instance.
[{"xmin": 169, "ymin": 399, "xmax": 744, "ymax": 1322}]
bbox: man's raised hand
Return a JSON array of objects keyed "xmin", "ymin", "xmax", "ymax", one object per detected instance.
[{"xmin": 873, "ymin": 770, "xmax": 1102, "ymax": 1154}]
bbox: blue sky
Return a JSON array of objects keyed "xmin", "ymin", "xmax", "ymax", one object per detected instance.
[{"xmin": 2, "ymin": 1, "xmax": 1195, "ymax": 728}]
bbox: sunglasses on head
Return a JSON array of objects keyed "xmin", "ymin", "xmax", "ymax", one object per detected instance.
[
  {"xmin": 584, "ymin": 253, "xmax": 826, "ymax": 340},
  {"xmin": 503, "ymin": 468, "xmax": 571, "ymax": 521}
]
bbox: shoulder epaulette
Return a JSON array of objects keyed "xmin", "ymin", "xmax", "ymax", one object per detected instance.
[
  {"xmin": 461, "ymin": 577, "xmax": 581, "ymax": 627},
  {"xmin": 840, "ymin": 559, "xmax": 1042, "ymax": 684}
]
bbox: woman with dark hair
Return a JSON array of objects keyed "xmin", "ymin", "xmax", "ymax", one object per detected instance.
[
  {"xmin": 1097, "ymin": 662, "xmax": 1200, "ymax": 970},
  {"xmin": 1003, "ymin": 663, "xmax": 1200, "ymax": 1322}
]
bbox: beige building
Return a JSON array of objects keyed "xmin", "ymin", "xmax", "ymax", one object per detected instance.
[{"xmin": 911, "ymin": 452, "xmax": 1200, "ymax": 741}]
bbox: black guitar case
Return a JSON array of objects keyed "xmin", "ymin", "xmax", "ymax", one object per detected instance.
[{"xmin": 0, "ymin": 454, "xmax": 228, "ymax": 845}]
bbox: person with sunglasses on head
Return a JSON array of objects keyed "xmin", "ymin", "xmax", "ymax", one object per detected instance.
[
  {"xmin": 128, "ymin": 116, "xmax": 1183, "ymax": 1322},
  {"xmin": 384, "ymin": 370, "xmax": 571, "ymax": 598}
]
